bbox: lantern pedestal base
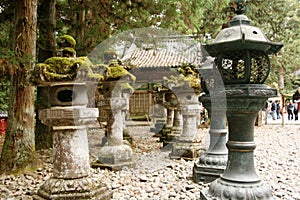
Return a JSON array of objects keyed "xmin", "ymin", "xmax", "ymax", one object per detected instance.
[
  {"xmin": 200, "ymin": 178, "xmax": 273, "ymax": 200},
  {"xmin": 33, "ymin": 177, "xmax": 112, "ymax": 200},
  {"xmin": 159, "ymin": 126, "xmax": 171, "ymax": 142},
  {"xmin": 193, "ymin": 94, "xmax": 228, "ymax": 183},
  {"xmin": 92, "ymin": 144, "xmax": 134, "ymax": 170},
  {"xmin": 151, "ymin": 119, "xmax": 166, "ymax": 137},
  {"xmin": 193, "ymin": 154, "xmax": 227, "ymax": 183},
  {"xmin": 169, "ymin": 139, "xmax": 202, "ymax": 160},
  {"xmin": 161, "ymin": 127, "xmax": 182, "ymax": 150}
]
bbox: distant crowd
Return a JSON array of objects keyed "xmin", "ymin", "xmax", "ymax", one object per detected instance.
[{"xmin": 266, "ymin": 99, "xmax": 300, "ymax": 121}]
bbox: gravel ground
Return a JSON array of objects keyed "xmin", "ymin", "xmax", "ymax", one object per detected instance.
[{"xmin": 0, "ymin": 124, "xmax": 299, "ymax": 200}]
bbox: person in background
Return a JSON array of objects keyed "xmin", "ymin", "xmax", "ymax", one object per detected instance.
[
  {"xmin": 276, "ymin": 100, "xmax": 281, "ymax": 119},
  {"xmin": 294, "ymin": 100, "xmax": 299, "ymax": 121},
  {"xmin": 270, "ymin": 100, "xmax": 277, "ymax": 120},
  {"xmin": 287, "ymin": 100, "xmax": 294, "ymax": 120}
]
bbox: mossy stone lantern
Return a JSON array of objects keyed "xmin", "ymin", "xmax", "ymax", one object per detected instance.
[{"xmin": 200, "ymin": 1, "xmax": 283, "ymax": 199}]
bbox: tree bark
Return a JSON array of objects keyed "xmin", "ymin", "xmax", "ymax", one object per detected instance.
[
  {"xmin": 37, "ymin": 0, "xmax": 56, "ymax": 62},
  {"xmin": 278, "ymin": 65, "xmax": 285, "ymax": 89},
  {"xmin": 35, "ymin": 0, "xmax": 56, "ymax": 150},
  {"xmin": 0, "ymin": 0, "xmax": 39, "ymax": 174}
]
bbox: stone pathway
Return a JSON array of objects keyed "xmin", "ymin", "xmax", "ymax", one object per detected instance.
[{"xmin": 0, "ymin": 124, "xmax": 299, "ymax": 200}]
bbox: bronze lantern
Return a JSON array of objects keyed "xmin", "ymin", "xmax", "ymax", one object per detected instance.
[{"xmin": 200, "ymin": 0, "xmax": 283, "ymax": 199}]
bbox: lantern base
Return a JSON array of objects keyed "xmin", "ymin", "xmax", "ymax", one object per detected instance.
[
  {"xmin": 92, "ymin": 144, "xmax": 134, "ymax": 170},
  {"xmin": 161, "ymin": 127, "xmax": 182, "ymax": 150},
  {"xmin": 33, "ymin": 176, "xmax": 112, "ymax": 200},
  {"xmin": 193, "ymin": 154, "xmax": 227, "ymax": 183},
  {"xmin": 169, "ymin": 139, "xmax": 202, "ymax": 160},
  {"xmin": 200, "ymin": 178, "xmax": 273, "ymax": 200}
]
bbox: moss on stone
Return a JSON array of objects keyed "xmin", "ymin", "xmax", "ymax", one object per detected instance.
[
  {"xmin": 33, "ymin": 52, "xmax": 135, "ymax": 85},
  {"xmin": 62, "ymin": 47, "xmax": 76, "ymax": 57},
  {"xmin": 106, "ymin": 62, "xmax": 136, "ymax": 81},
  {"xmin": 34, "ymin": 56, "xmax": 102, "ymax": 82},
  {"xmin": 163, "ymin": 64, "xmax": 202, "ymax": 91},
  {"xmin": 58, "ymin": 35, "xmax": 76, "ymax": 48}
]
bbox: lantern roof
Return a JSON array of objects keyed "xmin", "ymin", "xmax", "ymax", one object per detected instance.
[{"xmin": 204, "ymin": 14, "xmax": 283, "ymax": 57}]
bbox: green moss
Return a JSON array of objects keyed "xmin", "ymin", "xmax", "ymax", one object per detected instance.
[
  {"xmin": 163, "ymin": 64, "xmax": 202, "ymax": 91},
  {"xmin": 34, "ymin": 56, "xmax": 102, "ymax": 82},
  {"xmin": 106, "ymin": 62, "xmax": 136, "ymax": 81},
  {"xmin": 33, "ymin": 53, "xmax": 136, "ymax": 84},
  {"xmin": 62, "ymin": 47, "xmax": 76, "ymax": 57},
  {"xmin": 59, "ymin": 35, "xmax": 76, "ymax": 48}
]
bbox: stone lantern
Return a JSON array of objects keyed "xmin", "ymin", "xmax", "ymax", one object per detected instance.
[
  {"xmin": 92, "ymin": 59, "xmax": 136, "ymax": 170},
  {"xmin": 34, "ymin": 82, "xmax": 111, "ymax": 199},
  {"xmin": 200, "ymin": 0, "xmax": 283, "ymax": 199},
  {"xmin": 169, "ymin": 84, "xmax": 202, "ymax": 160},
  {"xmin": 160, "ymin": 91, "xmax": 182, "ymax": 149}
]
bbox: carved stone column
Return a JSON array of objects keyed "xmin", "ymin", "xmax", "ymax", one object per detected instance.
[
  {"xmin": 170, "ymin": 89, "xmax": 201, "ymax": 160},
  {"xmin": 34, "ymin": 83, "xmax": 111, "ymax": 200},
  {"xmin": 150, "ymin": 90, "xmax": 167, "ymax": 136},
  {"xmin": 200, "ymin": 84, "xmax": 276, "ymax": 200},
  {"xmin": 169, "ymin": 108, "xmax": 182, "ymax": 140},
  {"xmin": 159, "ymin": 92, "xmax": 174, "ymax": 145},
  {"xmin": 93, "ymin": 81, "xmax": 134, "ymax": 170},
  {"xmin": 193, "ymin": 94, "xmax": 228, "ymax": 183}
]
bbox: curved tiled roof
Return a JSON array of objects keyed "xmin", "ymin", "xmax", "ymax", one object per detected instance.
[
  {"xmin": 122, "ymin": 49, "xmax": 191, "ymax": 68},
  {"xmin": 120, "ymin": 35, "xmax": 203, "ymax": 69}
]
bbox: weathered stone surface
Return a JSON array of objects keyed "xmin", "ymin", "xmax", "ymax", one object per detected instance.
[
  {"xmin": 52, "ymin": 127, "xmax": 90, "ymax": 179},
  {"xmin": 93, "ymin": 144, "xmax": 134, "ymax": 170},
  {"xmin": 39, "ymin": 107, "xmax": 98, "ymax": 127},
  {"xmin": 96, "ymin": 93, "xmax": 135, "ymax": 169},
  {"xmin": 33, "ymin": 177, "xmax": 112, "ymax": 200},
  {"xmin": 35, "ymin": 82, "xmax": 111, "ymax": 199}
]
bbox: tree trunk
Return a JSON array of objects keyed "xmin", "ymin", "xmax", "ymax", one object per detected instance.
[
  {"xmin": 37, "ymin": 0, "xmax": 56, "ymax": 62},
  {"xmin": 0, "ymin": 0, "xmax": 39, "ymax": 174},
  {"xmin": 278, "ymin": 65, "xmax": 285, "ymax": 89},
  {"xmin": 35, "ymin": 0, "xmax": 56, "ymax": 150}
]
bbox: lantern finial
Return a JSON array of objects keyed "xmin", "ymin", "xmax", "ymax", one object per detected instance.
[{"xmin": 230, "ymin": 0, "xmax": 246, "ymax": 15}]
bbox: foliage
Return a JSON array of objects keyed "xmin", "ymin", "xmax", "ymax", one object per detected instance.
[
  {"xmin": 246, "ymin": 0, "xmax": 300, "ymax": 92},
  {"xmin": 0, "ymin": 77, "xmax": 10, "ymax": 111},
  {"xmin": 0, "ymin": 0, "xmax": 299, "ymax": 103},
  {"xmin": 0, "ymin": 21, "xmax": 18, "ymax": 77},
  {"xmin": 163, "ymin": 64, "xmax": 201, "ymax": 91}
]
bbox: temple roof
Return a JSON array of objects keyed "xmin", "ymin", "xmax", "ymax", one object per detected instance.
[
  {"xmin": 120, "ymin": 35, "xmax": 203, "ymax": 69},
  {"xmin": 122, "ymin": 49, "xmax": 191, "ymax": 68}
]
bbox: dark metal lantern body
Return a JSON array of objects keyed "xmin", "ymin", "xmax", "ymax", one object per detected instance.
[
  {"xmin": 205, "ymin": 14, "xmax": 283, "ymax": 84},
  {"xmin": 200, "ymin": 6, "xmax": 283, "ymax": 200}
]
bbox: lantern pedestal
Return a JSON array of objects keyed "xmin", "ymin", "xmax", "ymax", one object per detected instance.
[
  {"xmin": 170, "ymin": 94, "xmax": 201, "ymax": 160},
  {"xmin": 193, "ymin": 94, "xmax": 228, "ymax": 183},
  {"xmin": 167, "ymin": 109, "xmax": 182, "ymax": 147},
  {"xmin": 200, "ymin": 84, "xmax": 276, "ymax": 200},
  {"xmin": 158, "ymin": 91, "xmax": 181, "ymax": 150},
  {"xmin": 170, "ymin": 105, "xmax": 201, "ymax": 160},
  {"xmin": 93, "ymin": 93, "xmax": 134, "ymax": 170},
  {"xmin": 34, "ymin": 83, "xmax": 112, "ymax": 200},
  {"xmin": 159, "ymin": 107, "xmax": 174, "ymax": 149},
  {"xmin": 151, "ymin": 90, "xmax": 167, "ymax": 137}
]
